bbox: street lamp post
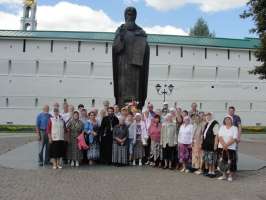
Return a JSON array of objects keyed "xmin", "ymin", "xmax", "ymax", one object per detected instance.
[{"xmin": 155, "ymin": 83, "xmax": 174, "ymax": 102}]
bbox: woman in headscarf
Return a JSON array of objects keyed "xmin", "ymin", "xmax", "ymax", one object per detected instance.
[
  {"xmin": 85, "ymin": 111, "xmax": 101, "ymax": 165},
  {"xmin": 112, "ymin": 117, "xmax": 129, "ymax": 166},
  {"xmin": 67, "ymin": 111, "xmax": 84, "ymax": 167}
]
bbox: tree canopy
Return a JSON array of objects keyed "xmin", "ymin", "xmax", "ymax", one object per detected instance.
[
  {"xmin": 189, "ymin": 17, "xmax": 215, "ymax": 37},
  {"xmin": 241, "ymin": 0, "xmax": 266, "ymax": 79}
]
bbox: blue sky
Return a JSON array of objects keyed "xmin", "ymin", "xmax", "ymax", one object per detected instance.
[{"xmin": 0, "ymin": 0, "xmax": 256, "ymax": 39}]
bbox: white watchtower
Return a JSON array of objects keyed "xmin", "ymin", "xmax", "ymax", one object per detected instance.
[{"xmin": 21, "ymin": 0, "xmax": 37, "ymax": 31}]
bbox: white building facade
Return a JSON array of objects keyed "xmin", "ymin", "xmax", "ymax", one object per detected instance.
[{"xmin": 0, "ymin": 30, "xmax": 265, "ymax": 125}]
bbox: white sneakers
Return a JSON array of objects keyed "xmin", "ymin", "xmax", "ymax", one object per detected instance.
[
  {"xmin": 180, "ymin": 168, "xmax": 185, "ymax": 172},
  {"xmin": 217, "ymin": 174, "xmax": 233, "ymax": 182},
  {"xmin": 132, "ymin": 160, "xmax": 142, "ymax": 166},
  {"xmin": 132, "ymin": 160, "xmax": 136, "ymax": 166},
  {"xmin": 70, "ymin": 160, "xmax": 75, "ymax": 167},
  {"xmin": 70, "ymin": 160, "xmax": 79, "ymax": 167},
  {"xmin": 227, "ymin": 176, "xmax": 233, "ymax": 182},
  {"xmin": 194, "ymin": 170, "xmax": 202, "ymax": 175}
]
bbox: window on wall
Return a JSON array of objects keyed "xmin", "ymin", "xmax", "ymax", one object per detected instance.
[
  {"xmin": 225, "ymin": 102, "xmax": 228, "ymax": 110},
  {"xmin": 204, "ymin": 48, "xmax": 207, "ymax": 59},
  {"xmin": 23, "ymin": 39, "xmax": 26, "ymax": 52},
  {"xmin": 8, "ymin": 60, "xmax": 12, "ymax": 74},
  {"xmin": 156, "ymin": 45, "xmax": 159, "ymax": 56},
  {"xmin": 215, "ymin": 67, "xmax": 218, "ymax": 80},
  {"xmin": 180, "ymin": 46, "xmax": 183, "ymax": 58},
  {"xmin": 50, "ymin": 40, "xmax": 54, "ymax": 52},
  {"xmin": 78, "ymin": 41, "xmax": 81, "ymax": 53},
  {"xmin": 250, "ymin": 102, "xmax": 253, "ymax": 111},
  {"xmin": 35, "ymin": 98, "xmax": 38, "ymax": 107},
  {"xmin": 249, "ymin": 50, "xmax": 251, "ymax": 61},
  {"xmin": 35, "ymin": 60, "xmax": 39, "ymax": 74},
  {"xmin": 63, "ymin": 61, "xmax": 67, "ymax": 75},
  {"xmin": 5, "ymin": 98, "xmax": 9, "ymax": 107},
  {"xmin": 90, "ymin": 62, "xmax": 94, "ymax": 75},
  {"xmin": 25, "ymin": 6, "xmax": 31, "ymax": 18},
  {"xmin": 227, "ymin": 49, "xmax": 230, "ymax": 60},
  {"xmin": 192, "ymin": 65, "xmax": 195, "ymax": 78},
  {"xmin": 105, "ymin": 42, "xmax": 109, "ymax": 54}
]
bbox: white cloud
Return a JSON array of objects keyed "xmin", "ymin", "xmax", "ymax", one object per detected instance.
[
  {"xmin": 0, "ymin": 0, "xmax": 22, "ymax": 5},
  {"xmin": 0, "ymin": 1, "xmax": 187, "ymax": 35},
  {"xmin": 144, "ymin": 25, "xmax": 188, "ymax": 35},
  {"xmin": 0, "ymin": 11, "xmax": 20, "ymax": 29},
  {"xmin": 144, "ymin": 0, "xmax": 248, "ymax": 12},
  {"xmin": 36, "ymin": 2, "xmax": 119, "ymax": 32}
]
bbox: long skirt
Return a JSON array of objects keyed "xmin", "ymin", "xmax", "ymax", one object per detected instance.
[
  {"xmin": 192, "ymin": 145, "xmax": 203, "ymax": 169},
  {"xmin": 112, "ymin": 142, "xmax": 128, "ymax": 164},
  {"xmin": 67, "ymin": 136, "xmax": 82, "ymax": 161},
  {"xmin": 100, "ymin": 135, "xmax": 113, "ymax": 164},
  {"xmin": 178, "ymin": 143, "xmax": 192, "ymax": 163},
  {"xmin": 150, "ymin": 140, "xmax": 161, "ymax": 161},
  {"xmin": 162, "ymin": 144, "xmax": 176, "ymax": 162},
  {"xmin": 87, "ymin": 142, "xmax": 100, "ymax": 160},
  {"xmin": 50, "ymin": 140, "xmax": 65, "ymax": 159},
  {"xmin": 133, "ymin": 138, "xmax": 145, "ymax": 160}
]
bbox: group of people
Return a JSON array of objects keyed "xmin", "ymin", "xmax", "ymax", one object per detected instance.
[{"xmin": 36, "ymin": 100, "xmax": 241, "ymax": 182}]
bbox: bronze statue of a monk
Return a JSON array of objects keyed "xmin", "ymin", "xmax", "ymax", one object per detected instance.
[{"xmin": 112, "ymin": 7, "xmax": 150, "ymax": 110}]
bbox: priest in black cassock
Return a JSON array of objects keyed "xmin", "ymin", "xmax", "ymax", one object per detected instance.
[
  {"xmin": 99, "ymin": 107, "xmax": 119, "ymax": 164},
  {"xmin": 112, "ymin": 7, "xmax": 150, "ymax": 110}
]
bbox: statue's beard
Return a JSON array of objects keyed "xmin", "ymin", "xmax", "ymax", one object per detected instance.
[{"xmin": 125, "ymin": 21, "xmax": 136, "ymax": 30}]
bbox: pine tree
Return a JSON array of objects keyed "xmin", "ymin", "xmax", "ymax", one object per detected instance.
[{"xmin": 189, "ymin": 17, "xmax": 215, "ymax": 37}]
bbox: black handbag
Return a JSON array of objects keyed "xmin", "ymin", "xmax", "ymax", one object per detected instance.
[{"xmin": 218, "ymin": 150, "xmax": 231, "ymax": 173}]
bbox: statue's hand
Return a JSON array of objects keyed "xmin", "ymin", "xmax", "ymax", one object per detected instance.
[{"xmin": 119, "ymin": 27, "xmax": 126, "ymax": 41}]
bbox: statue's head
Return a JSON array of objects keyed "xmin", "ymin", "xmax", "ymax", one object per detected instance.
[{"xmin": 124, "ymin": 7, "xmax": 137, "ymax": 23}]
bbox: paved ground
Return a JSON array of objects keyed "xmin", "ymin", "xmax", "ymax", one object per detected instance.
[{"xmin": 0, "ymin": 133, "xmax": 266, "ymax": 200}]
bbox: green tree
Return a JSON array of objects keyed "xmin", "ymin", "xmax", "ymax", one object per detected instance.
[
  {"xmin": 241, "ymin": 0, "xmax": 266, "ymax": 79},
  {"xmin": 189, "ymin": 17, "xmax": 215, "ymax": 37}
]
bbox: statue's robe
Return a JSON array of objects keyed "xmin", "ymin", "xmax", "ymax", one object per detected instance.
[{"xmin": 112, "ymin": 24, "xmax": 150, "ymax": 109}]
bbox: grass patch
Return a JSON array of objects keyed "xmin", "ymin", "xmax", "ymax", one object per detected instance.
[
  {"xmin": 0, "ymin": 125, "xmax": 35, "ymax": 133},
  {"xmin": 242, "ymin": 126, "xmax": 266, "ymax": 133}
]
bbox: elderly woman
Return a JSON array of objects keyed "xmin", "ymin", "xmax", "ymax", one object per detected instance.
[
  {"xmin": 112, "ymin": 117, "xmax": 129, "ymax": 166},
  {"xmin": 191, "ymin": 114, "xmax": 204, "ymax": 174},
  {"xmin": 127, "ymin": 112, "xmax": 135, "ymax": 164},
  {"xmin": 217, "ymin": 116, "xmax": 238, "ymax": 182},
  {"xmin": 178, "ymin": 116, "xmax": 193, "ymax": 172},
  {"xmin": 161, "ymin": 113, "xmax": 177, "ymax": 169},
  {"xmin": 132, "ymin": 113, "xmax": 148, "ymax": 166},
  {"xmin": 202, "ymin": 112, "xmax": 219, "ymax": 178},
  {"xmin": 47, "ymin": 108, "xmax": 66, "ymax": 169},
  {"xmin": 85, "ymin": 111, "xmax": 100, "ymax": 165},
  {"xmin": 67, "ymin": 111, "xmax": 84, "ymax": 167},
  {"xmin": 148, "ymin": 114, "xmax": 162, "ymax": 167}
]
